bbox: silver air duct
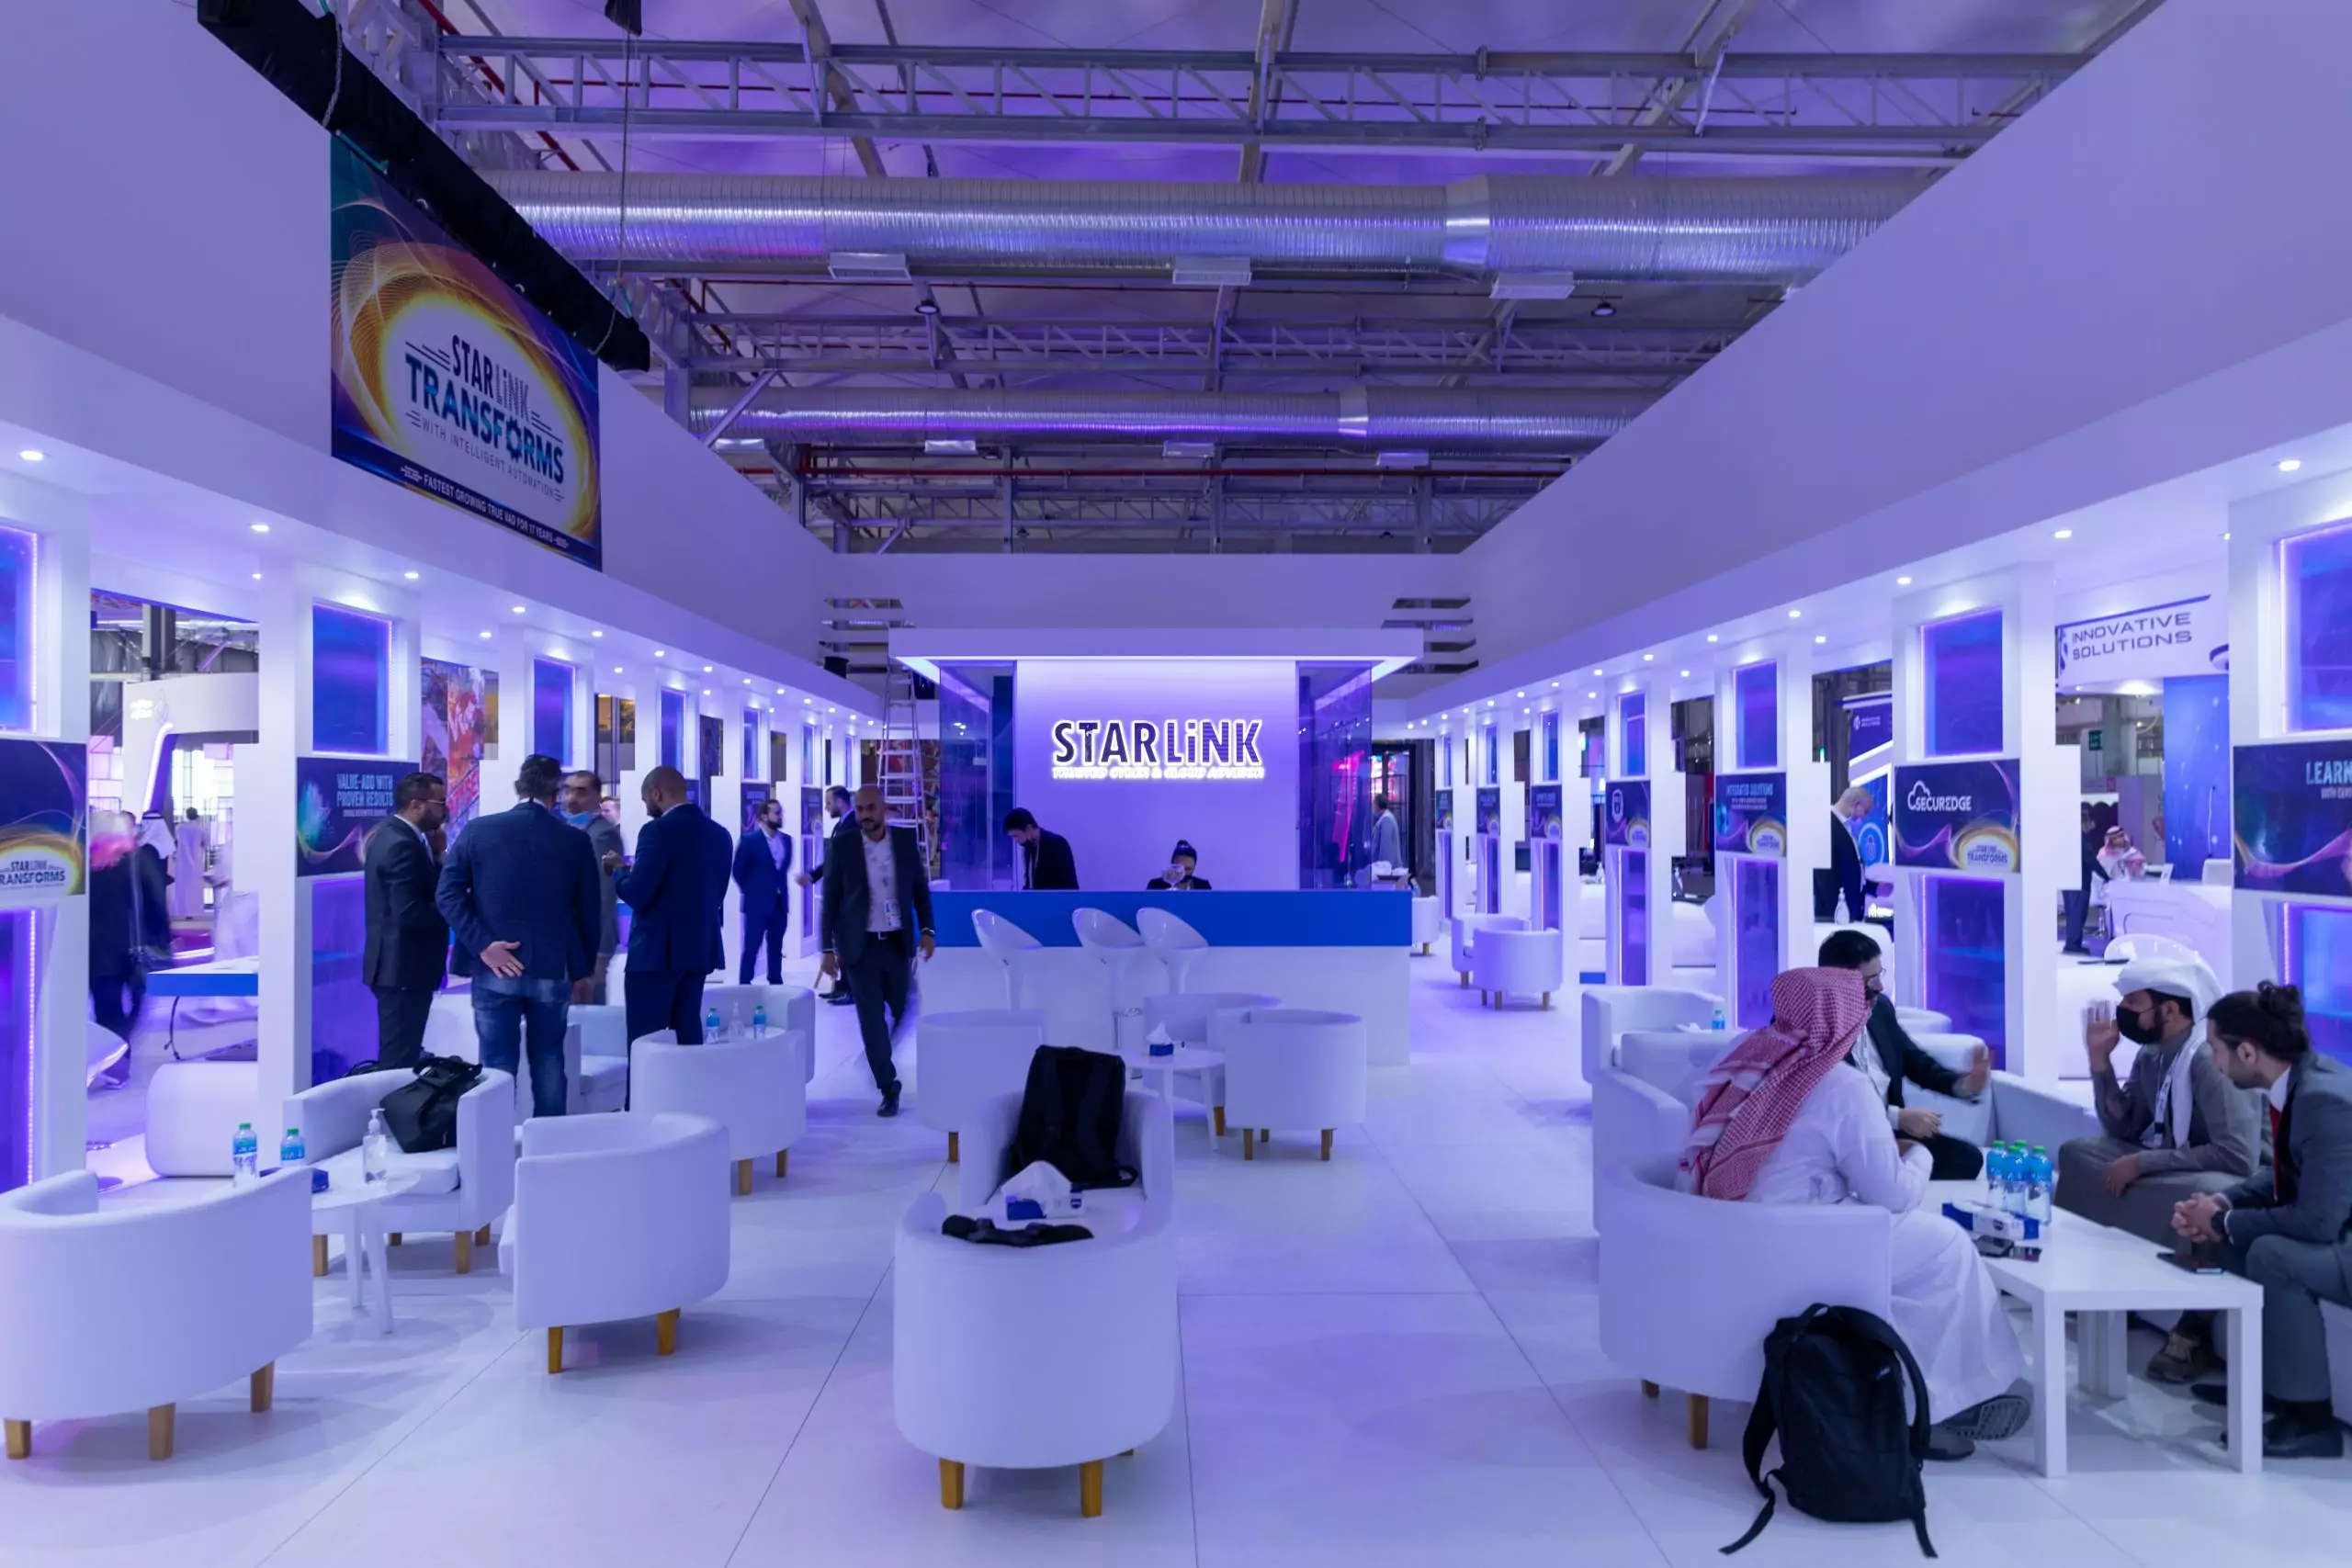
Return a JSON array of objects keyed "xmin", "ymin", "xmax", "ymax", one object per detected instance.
[
  {"xmin": 489, "ymin": 172, "xmax": 1911, "ymax": 283},
  {"xmin": 690, "ymin": 387, "xmax": 1657, "ymax": 446}
]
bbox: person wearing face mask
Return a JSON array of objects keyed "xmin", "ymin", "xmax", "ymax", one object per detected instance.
[
  {"xmin": 562, "ymin": 770, "xmax": 626, "ymax": 1004},
  {"xmin": 1145, "ymin": 840, "xmax": 1212, "ymax": 891},
  {"xmin": 2057, "ymin": 953, "xmax": 2261, "ymax": 1383},
  {"xmin": 1816, "ymin": 929, "xmax": 1990, "ymax": 1179}
]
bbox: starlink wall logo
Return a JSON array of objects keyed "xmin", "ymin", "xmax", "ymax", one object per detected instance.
[{"xmin": 1049, "ymin": 717, "xmax": 1266, "ymax": 781}]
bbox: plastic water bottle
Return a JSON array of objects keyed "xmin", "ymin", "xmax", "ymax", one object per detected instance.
[
  {"xmin": 280, "ymin": 1126, "xmax": 307, "ymax": 1168},
  {"xmin": 2026, "ymin": 1146, "xmax": 2054, "ymax": 1234},
  {"xmin": 1711, "ymin": 1007, "xmax": 1726, "ymax": 1031},
  {"xmin": 362, "ymin": 1109, "xmax": 392, "ymax": 1185},
  {"xmin": 1990, "ymin": 1144, "xmax": 2018, "ymax": 1217},
  {"xmin": 705, "ymin": 1004, "xmax": 726, "ymax": 1041},
  {"xmin": 752, "ymin": 1003, "xmax": 768, "ymax": 1037},
  {"xmin": 231, "ymin": 1122, "xmax": 259, "ymax": 1188}
]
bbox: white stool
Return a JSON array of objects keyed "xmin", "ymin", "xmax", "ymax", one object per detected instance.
[
  {"xmin": 914, "ymin": 1009, "xmax": 1046, "ymax": 1163},
  {"xmin": 1074, "ymin": 908, "xmax": 1153, "ymax": 1053},
  {"xmin": 1137, "ymin": 907, "xmax": 1209, "ymax": 994},
  {"xmin": 972, "ymin": 910, "xmax": 1046, "ymax": 1010}
]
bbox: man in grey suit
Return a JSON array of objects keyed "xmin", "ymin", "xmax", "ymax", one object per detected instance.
[
  {"xmin": 563, "ymin": 769, "xmax": 627, "ymax": 1004},
  {"xmin": 2173, "ymin": 983, "xmax": 2352, "ymax": 1460}
]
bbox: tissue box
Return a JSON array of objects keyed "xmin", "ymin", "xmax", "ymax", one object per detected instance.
[
  {"xmin": 1005, "ymin": 1196, "xmax": 1046, "ymax": 1222},
  {"xmin": 1942, "ymin": 1200, "xmax": 2038, "ymax": 1243},
  {"xmin": 1148, "ymin": 1040, "xmax": 1174, "ymax": 1058}
]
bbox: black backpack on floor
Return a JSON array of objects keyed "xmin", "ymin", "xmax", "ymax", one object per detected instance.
[
  {"xmin": 1003, "ymin": 1045, "xmax": 1136, "ymax": 1190},
  {"xmin": 1723, "ymin": 1303, "xmax": 1937, "ymax": 1559},
  {"xmin": 378, "ymin": 1055, "xmax": 484, "ymax": 1154}
]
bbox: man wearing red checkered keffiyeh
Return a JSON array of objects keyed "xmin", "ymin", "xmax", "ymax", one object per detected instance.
[{"xmin": 1679, "ymin": 967, "xmax": 1875, "ymax": 1201}]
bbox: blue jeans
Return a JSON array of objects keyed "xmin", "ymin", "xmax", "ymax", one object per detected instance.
[{"xmin": 471, "ymin": 975, "xmax": 571, "ymax": 1118}]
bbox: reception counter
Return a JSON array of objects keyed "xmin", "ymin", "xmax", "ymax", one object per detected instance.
[{"xmin": 922, "ymin": 891, "xmax": 1413, "ymax": 1065}]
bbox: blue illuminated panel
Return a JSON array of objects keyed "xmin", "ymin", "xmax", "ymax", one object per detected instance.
[
  {"xmin": 1621, "ymin": 693, "xmax": 1647, "ymax": 777},
  {"xmin": 1542, "ymin": 711, "xmax": 1560, "ymax": 782},
  {"xmin": 0, "ymin": 912, "xmax": 28, "ymax": 1192},
  {"xmin": 311, "ymin": 604, "xmax": 390, "ymax": 755},
  {"xmin": 1620, "ymin": 849, "xmax": 1649, "ymax": 987},
  {"xmin": 1736, "ymin": 661, "xmax": 1779, "ymax": 771},
  {"xmin": 660, "ymin": 689, "xmax": 684, "ymax": 770},
  {"xmin": 531, "ymin": 658, "xmax": 574, "ymax": 766},
  {"xmin": 311, "ymin": 878, "xmax": 372, "ymax": 1085},
  {"xmin": 2284, "ymin": 520, "xmax": 2352, "ymax": 733},
  {"xmin": 1924, "ymin": 875, "xmax": 2007, "ymax": 1067},
  {"xmin": 1734, "ymin": 857, "xmax": 1780, "ymax": 1028},
  {"xmin": 0, "ymin": 527, "xmax": 35, "ymax": 732},
  {"xmin": 1922, "ymin": 609, "xmax": 2004, "ymax": 757},
  {"xmin": 1484, "ymin": 723, "xmax": 1498, "ymax": 786},
  {"xmin": 2284, "ymin": 903, "xmax": 2352, "ymax": 1066}
]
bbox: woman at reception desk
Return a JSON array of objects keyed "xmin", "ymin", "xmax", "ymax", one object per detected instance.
[{"xmin": 924, "ymin": 889, "xmax": 1411, "ymax": 1065}]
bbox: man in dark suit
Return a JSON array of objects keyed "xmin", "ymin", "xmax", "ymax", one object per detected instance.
[
  {"xmin": 614, "ymin": 764, "xmax": 732, "ymax": 1045},
  {"xmin": 733, "ymin": 795, "xmax": 793, "ymax": 985},
  {"xmin": 2174, "ymin": 984, "xmax": 2352, "ymax": 1459},
  {"xmin": 435, "ymin": 754, "xmax": 602, "ymax": 1118},
  {"xmin": 1826, "ymin": 785, "xmax": 1871, "ymax": 923},
  {"xmin": 821, "ymin": 786, "xmax": 935, "ymax": 1115},
  {"xmin": 362, "ymin": 772, "xmax": 449, "ymax": 1071},
  {"xmin": 796, "ymin": 786, "xmax": 856, "ymax": 1004},
  {"xmin": 1004, "ymin": 806, "xmax": 1079, "ymax": 890},
  {"xmin": 1817, "ymin": 928, "xmax": 1991, "ymax": 1179}
]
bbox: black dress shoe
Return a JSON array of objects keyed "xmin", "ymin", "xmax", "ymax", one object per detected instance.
[
  {"xmin": 2261, "ymin": 1413, "xmax": 2346, "ymax": 1460},
  {"xmin": 824, "ymin": 988, "xmax": 855, "ymax": 1005},
  {"xmin": 2191, "ymin": 1382, "xmax": 2281, "ymax": 1413},
  {"xmin": 877, "ymin": 1089, "xmax": 900, "ymax": 1118}
]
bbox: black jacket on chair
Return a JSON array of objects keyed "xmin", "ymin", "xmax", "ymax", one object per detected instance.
[
  {"xmin": 1862, "ymin": 994, "xmax": 1965, "ymax": 1110},
  {"xmin": 820, "ymin": 824, "xmax": 935, "ymax": 964},
  {"xmin": 363, "ymin": 818, "xmax": 448, "ymax": 992}
]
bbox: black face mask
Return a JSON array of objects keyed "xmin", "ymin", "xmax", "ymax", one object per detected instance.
[{"xmin": 2117, "ymin": 1007, "xmax": 2165, "ymax": 1045}]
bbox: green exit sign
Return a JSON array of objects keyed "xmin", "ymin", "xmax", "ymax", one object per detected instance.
[{"xmin": 2087, "ymin": 729, "xmax": 2104, "ymax": 752}]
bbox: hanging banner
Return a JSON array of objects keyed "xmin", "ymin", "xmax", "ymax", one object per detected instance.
[
  {"xmin": 2055, "ymin": 595, "xmax": 2225, "ymax": 685},
  {"xmin": 297, "ymin": 757, "xmax": 413, "ymax": 877},
  {"xmin": 331, "ymin": 141, "xmax": 602, "ymax": 568},
  {"xmin": 0, "ymin": 739, "xmax": 87, "ymax": 905},
  {"xmin": 1602, "ymin": 780, "xmax": 1652, "ymax": 850},
  {"xmin": 2233, "ymin": 739, "xmax": 2352, "ymax": 897},
  {"xmin": 1530, "ymin": 784, "xmax": 1565, "ymax": 841},
  {"xmin": 1894, "ymin": 760, "xmax": 2022, "ymax": 874},
  {"xmin": 1714, "ymin": 772, "xmax": 1788, "ymax": 858},
  {"xmin": 1474, "ymin": 786, "xmax": 1502, "ymax": 838}
]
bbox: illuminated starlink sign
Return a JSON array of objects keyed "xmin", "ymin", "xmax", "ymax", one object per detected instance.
[{"xmin": 1050, "ymin": 717, "xmax": 1266, "ymax": 781}]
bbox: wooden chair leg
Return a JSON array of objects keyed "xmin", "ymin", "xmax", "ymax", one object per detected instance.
[
  {"xmin": 1079, "ymin": 1458, "xmax": 1104, "ymax": 1517},
  {"xmin": 1687, "ymin": 1393, "xmax": 1709, "ymax": 1450},
  {"xmin": 657, "ymin": 1308, "xmax": 680, "ymax": 1357},
  {"xmin": 1320, "ymin": 1129, "xmax": 1334, "ymax": 1161},
  {"xmin": 938, "ymin": 1458, "xmax": 965, "ymax": 1509},
  {"xmin": 5, "ymin": 1419, "xmax": 28, "ymax": 1460},
  {"xmin": 388, "ymin": 1233, "xmax": 401, "ymax": 1246},
  {"xmin": 1213, "ymin": 1106, "xmax": 1226, "ymax": 1136},
  {"xmin": 1542, "ymin": 992, "xmax": 1551, "ymax": 1010},
  {"xmin": 311, "ymin": 1235, "xmax": 329, "ymax": 1277},
  {"xmin": 453, "ymin": 1229, "xmax": 473, "ymax": 1275},
  {"xmin": 1641, "ymin": 1380, "xmax": 1659, "ymax": 1400},
  {"xmin": 1261, "ymin": 1129, "xmax": 1271, "ymax": 1142},
  {"xmin": 250, "ymin": 1363, "xmax": 276, "ymax": 1413},
  {"xmin": 948, "ymin": 1131, "xmax": 958, "ymax": 1164},
  {"xmin": 736, "ymin": 1158, "xmax": 753, "ymax": 1196},
  {"xmin": 546, "ymin": 1327, "xmax": 564, "ymax": 1374},
  {"xmin": 475, "ymin": 1224, "xmax": 492, "ymax": 1246},
  {"xmin": 775, "ymin": 1149, "xmax": 789, "ymax": 1179},
  {"xmin": 1242, "ymin": 1128, "xmax": 1254, "ymax": 1160},
  {"xmin": 147, "ymin": 1404, "xmax": 175, "ymax": 1461}
]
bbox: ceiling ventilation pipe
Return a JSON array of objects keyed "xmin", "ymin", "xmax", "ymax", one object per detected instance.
[
  {"xmin": 489, "ymin": 172, "xmax": 1911, "ymax": 284},
  {"xmin": 690, "ymin": 387, "xmax": 1659, "ymax": 448}
]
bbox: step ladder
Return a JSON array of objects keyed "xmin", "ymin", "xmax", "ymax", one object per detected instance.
[{"xmin": 880, "ymin": 662, "xmax": 933, "ymax": 878}]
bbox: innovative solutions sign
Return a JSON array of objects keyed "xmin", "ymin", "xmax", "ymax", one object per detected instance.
[
  {"xmin": 331, "ymin": 141, "xmax": 602, "ymax": 568},
  {"xmin": 2055, "ymin": 595, "xmax": 2225, "ymax": 685}
]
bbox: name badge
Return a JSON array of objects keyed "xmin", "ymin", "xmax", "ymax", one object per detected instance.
[{"xmin": 881, "ymin": 897, "xmax": 900, "ymax": 923}]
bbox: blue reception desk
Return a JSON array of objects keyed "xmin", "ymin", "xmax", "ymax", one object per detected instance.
[{"xmin": 922, "ymin": 891, "xmax": 1413, "ymax": 1064}]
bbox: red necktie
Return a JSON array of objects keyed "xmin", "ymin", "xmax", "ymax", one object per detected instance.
[{"xmin": 2270, "ymin": 1104, "xmax": 2286, "ymax": 1200}]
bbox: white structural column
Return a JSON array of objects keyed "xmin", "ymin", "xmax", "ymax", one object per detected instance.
[
  {"xmin": 1888, "ymin": 567, "xmax": 2071, "ymax": 1081},
  {"xmin": 0, "ymin": 469, "xmax": 92, "ymax": 1181},
  {"xmin": 1713, "ymin": 637, "xmax": 1827, "ymax": 1021},
  {"xmin": 251, "ymin": 565, "xmax": 423, "ymax": 1111},
  {"xmin": 1603, "ymin": 668, "xmax": 1682, "ymax": 987}
]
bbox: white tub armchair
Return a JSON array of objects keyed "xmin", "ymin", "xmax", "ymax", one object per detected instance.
[
  {"xmin": 285, "ymin": 1066, "xmax": 515, "ymax": 1275},
  {"xmin": 1450, "ymin": 913, "xmax": 1525, "ymax": 987},
  {"xmin": 1589, "ymin": 1029, "xmax": 1742, "ymax": 1225},
  {"xmin": 508, "ymin": 1113, "xmax": 732, "ymax": 1373},
  {"xmin": 1472, "ymin": 927, "xmax": 1566, "ymax": 1010},
  {"xmin": 914, "ymin": 1010, "xmax": 1046, "ymax": 1162},
  {"xmin": 1579, "ymin": 984, "xmax": 1721, "ymax": 1085},
  {"xmin": 1600, "ymin": 1160, "xmax": 1894, "ymax": 1449},
  {"xmin": 896, "ymin": 1088, "xmax": 1176, "ymax": 1517},
  {"xmin": 0, "ymin": 1168, "xmax": 312, "ymax": 1460},
  {"xmin": 631, "ymin": 1029, "xmax": 807, "ymax": 1194},
  {"xmin": 1213, "ymin": 1007, "xmax": 1369, "ymax": 1162}
]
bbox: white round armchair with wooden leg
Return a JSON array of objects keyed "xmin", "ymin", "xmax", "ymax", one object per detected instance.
[
  {"xmin": 1212, "ymin": 1007, "xmax": 1369, "ymax": 1162},
  {"xmin": 914, "ymin": 1010, "xmax": 1046, "ymax": 1163},
  {"xmin": 0, "ymin": 1168, "xmax": 311, "ymax": 1461},
  {"xmin": 630, "ymin": 1029, "xmax": 806, "ymax": 1194},
  {"xmin": 895, "ymin": 1089, "xmax": 1176, "ymax": 1517},
  {"xmin": 1471, "ymin": 927, "xmax": 1566, "ymax": 1010}
]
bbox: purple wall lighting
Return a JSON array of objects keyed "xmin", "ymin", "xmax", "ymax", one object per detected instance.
[
  {"xmin": 531, "ymin": 659, "xmax": 574, "ymax": 767},
  {"xmin": 1733, "ymin": 857, "xmax": 1780, "ymax": 1028},
  {"xmin": 2283, "ymin": 519, "xmax": 2352, "ymax": 733},
  {"xmin": 1542, "ymin": 711, "xmax": 1560, "ymax": 782},
  {"xmin": 1620, "ymin": 693, "xmax": 1647, "ymax": 777},
  {"xmin": 1923, "ymin": 874, "xmax": 2007, "ymax": 1068},
  {"xmin": 1921, "ymin": 608, "xmax": 2005, "ymax": 757},
  {"xmin": 1619, "ymin": 849, "xmax": 1649, "ymax": 985},
  {"xmin": 2282, "ymin": 903, "xmax": 2352, "ymax": 1066},
  {"xmin": 311, "ymin": 604, "xmax": 390, "ymax": 755},
  {"xmin": 0, "ymin": 912, "xmax": 28, "ymax": 1193},
  {"xmin": 1735, "ymin": 661, "xmax": 1779, "ymax": 771},
  {"xmin": 1483, "ymin": 723, "xmax": 1498, "ymax": 785},
  {"xmin": 311, "ymin": 878, "xmax": 372, "ymax": 1084},
  {"xmin": 0, "ymin": 526, "xmax": 36, "ymax": 732},
  {"xmin": 742, "ymin": 710, "xmax": 761, "ymax": 779},
  {"xmin": 660, "ymin": 689, "xmax": 684, "ymax": 771}
]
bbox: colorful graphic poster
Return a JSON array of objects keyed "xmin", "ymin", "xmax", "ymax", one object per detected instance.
[
  {"xmin": 1713, "ymin": 772, "xmax": 1788, "ymax": 858},
  {"xmin": 0, "ymin": 739, "xmax": 86, "ymax": 905},
  {"xmin": 331, "ymin": 141, "xmax": 601, "ymax": 568},
  {"xmin": 1852, "ymin": 772, "xmax": 1892, "ymax": 867},
  {"xmin": 2233, "ymin": 740, "xmax": 2352, "ymax": 897},
  {"xmin": 1475, "ymin": 786, "xmax": 1501, "ymax": 838},
  {"xmin": 421, "ymin": 658, "xmax": 487, "ymax": 831},
  {"xmin": 297, "ymin": 757, "xmax": 413, "ymax": 877},
  {"xmin": 1602, "ymin": 779, "xmax": 1652, "ymax": 850},
  {"xmin": 1434, "ymin": 795, "xmax": 1453, "ymax": 833},
  {"xmin": 1894, "ymin": 760, "xmax": 2022, "ymax": 874},
  {"xmin": 1530, "ymin": 784, "xmax": 1564, "ymax": 840}
]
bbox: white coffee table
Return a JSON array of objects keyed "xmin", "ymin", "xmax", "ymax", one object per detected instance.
[
  {"xmin": 312, "ymin": 1172, "xmax": 419, "ymax": 1335},
  {"xmin": 1928, "ymin": 1180, "xmax": 2264, "ymax": 1476},
  {"xmin": 1117, "ymin": 1045, "xmax": 1226, "ymax": 1134}
]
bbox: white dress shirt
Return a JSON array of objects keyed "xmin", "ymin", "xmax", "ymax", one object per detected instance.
[{"xmin": 862, "ymin": 829, "xmax": 901, "ymax": 933}]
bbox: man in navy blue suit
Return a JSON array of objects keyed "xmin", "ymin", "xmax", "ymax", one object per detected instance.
[
  {"xmin": 435, "ymin": 753, "xmax": 602, "ymax": 1117},
  {"xmin": 732, "ymin": 795, "xmax": 793, "ymax": 985},
  {"xmin": 614, "ymin": 764, "xmax": 733, "ymax": 1044}
]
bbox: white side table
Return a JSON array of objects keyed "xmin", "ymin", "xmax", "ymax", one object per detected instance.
[
  {"xmin": 312, "ymin": 1173, "xmax": 419, "ymax": 1335},
  {"xmin": 1117, "ymin": 1045, "xmax": 1227, "ymax": 1135}
]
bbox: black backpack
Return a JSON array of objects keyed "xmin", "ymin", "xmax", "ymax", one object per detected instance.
[
  {"xmin": 1723, "ymin": 1303, "xmax": 1937, "ymax": 1559},
  {"xmin": 378, "ymin": 1055, "xmax": 484, "ymax": 1154},
  {"xmin": 1002, "ymin": 1045, "xmax": 1136, "ymax": 1191}
]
